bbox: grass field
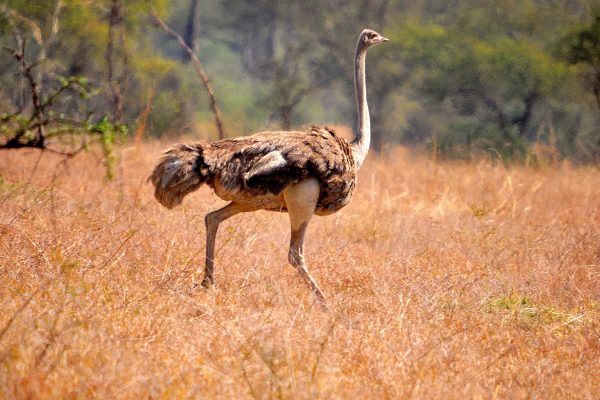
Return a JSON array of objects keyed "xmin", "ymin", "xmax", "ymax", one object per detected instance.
[{"xmin": 1, "ymin": 141, "xmax": 598, "ymax": 399}]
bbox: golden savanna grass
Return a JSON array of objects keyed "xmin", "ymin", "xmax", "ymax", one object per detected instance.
[{"xmin": 1, "ymin": 141, "xmax": 598, "ymax": 399}]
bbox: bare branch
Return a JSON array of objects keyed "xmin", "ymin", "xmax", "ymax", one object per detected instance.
[
  {"xmin": 147, "ymin": 1, "xmax": 226, "ymax": 139},
  {"xmin": 0, "ymin": 137, "xmax": 88, "ymax": 159},
  {"xmin": 4, "ymin": 34, "xmax": 47, "ymax": 146}
]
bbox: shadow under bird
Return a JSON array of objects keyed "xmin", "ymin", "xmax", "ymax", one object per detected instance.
[{"xmin": 149, "ymin": 29, "xmax": 389, "ymax": 307}]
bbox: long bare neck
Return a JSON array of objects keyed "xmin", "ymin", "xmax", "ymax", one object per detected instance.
[{"xmin": 352, "ymin": 42, "xmax": 369, "ymax": 170}]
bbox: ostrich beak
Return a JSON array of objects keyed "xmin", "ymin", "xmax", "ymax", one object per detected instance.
[{"xmin": 377, "ymin": 36, "xmax": 389, "ymax": 43}]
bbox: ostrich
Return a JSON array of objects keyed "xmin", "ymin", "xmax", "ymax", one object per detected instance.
[{"xmin": 149, "ymin": 29, "xmax": 388, "ymax": 305}]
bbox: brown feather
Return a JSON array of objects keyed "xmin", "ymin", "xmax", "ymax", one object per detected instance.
[
  {"xmin": 206, "ymin": 127, "xmax": 356, "ymax": 214},
  {"xmin": 148, "ymin": 127, "xmax": 356, "ymax": 214},
  {"xmin": 148, "ymin": 143, "xmax": 209, "ymax": 209}
]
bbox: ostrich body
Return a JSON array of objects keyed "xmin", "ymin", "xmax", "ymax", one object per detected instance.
[{"xmin": 149, "ymin": 29, "xmax": 388, "ymax": 304}]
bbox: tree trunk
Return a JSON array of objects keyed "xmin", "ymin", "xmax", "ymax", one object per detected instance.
[
  {"xmin": 107, "ymin": 0, "xmax": 127, "ymax": 123},
  {"xmin": 182, "ymin": 0, "xmax": 201, "ymax": 61},
  {"xmin": 280, "ymin": 105, "xmax": 291, "ymax": 130},
  {"xmin": 513, "ymin": 90, "xmax": 538, "ymax": 140}
]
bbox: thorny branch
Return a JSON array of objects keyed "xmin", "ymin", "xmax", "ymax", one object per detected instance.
[
  {"xmin": 0, "ymin": 7, "xmax": 112, "ymax": 159},
  {"xmin": 1, "ymin": 40, "xmax": 88, "ymax": 157}
]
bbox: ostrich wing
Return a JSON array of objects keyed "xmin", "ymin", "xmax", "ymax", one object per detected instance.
[
  {"xmin": 211, "ymin": 128, "xmax": 355, "ymax": 209},
  {"xmin": 242, "ymin": 147, "xmax": 308, "ymax": 195},
  {"xmin": 244, "ymin": 150, "xmax": 288, "ymax": 182}
]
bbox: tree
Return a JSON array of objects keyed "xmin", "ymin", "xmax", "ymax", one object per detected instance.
[
  {"xmin": 384, "ymin": 17, "xmax": 575, "ymax": 158},
  {"xmin": 2, "ymin": 0, "xmax": 598, "ymax": 160},
  {"xmin": 215, "ymin": 0, "xmax": 321, "ymax": 130},
  {"xmin": 0, "ymin": 5, "xmax": 126, "ymax": 177},
  {"xmin": 148, "ymin": 0, "xmax": 226, "ymax": 139}
]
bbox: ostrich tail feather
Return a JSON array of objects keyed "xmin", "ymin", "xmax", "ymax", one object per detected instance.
[{"xmin": 148, "ymin": 143, "xmax": 210, "ymax": 209}]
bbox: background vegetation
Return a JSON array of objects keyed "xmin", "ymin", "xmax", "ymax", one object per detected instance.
[
  {"xmin": 1, "ymin": 2, "xmax": 599, "ymax": 398},
  {"xmin": 1, "ymin": 0, "xmax": 599, "ymax": 161}
]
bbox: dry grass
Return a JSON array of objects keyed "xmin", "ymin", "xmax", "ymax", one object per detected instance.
[{"xmin": 0, "ymin": 141, "xmax": 598, "ymax": 399}]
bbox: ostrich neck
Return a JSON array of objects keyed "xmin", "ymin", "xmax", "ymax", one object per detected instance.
[{"xmin": 352, "ymin": 45, "xmax": 370, "ymax": 170}]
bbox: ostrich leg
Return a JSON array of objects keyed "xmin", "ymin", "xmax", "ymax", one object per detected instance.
[
  {"xmin": 283, "ymin": 178, "xmax": 326, "ymax": 305},
  {"xmin": 201, "ymin": 202, "xmax": 250, "ymax": 288}
]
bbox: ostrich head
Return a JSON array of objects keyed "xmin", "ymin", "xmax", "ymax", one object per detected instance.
[{"xmin": 359, "ymin": 29, "xmax": 389, "ymax": 48}]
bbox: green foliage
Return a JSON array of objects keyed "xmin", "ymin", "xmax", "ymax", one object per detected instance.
[
  {"xmin": 1, "ymin": 0, "xmax": 599, "ymax": 162},
  {"xmin": 147, "ymin": 92, "xmax": 184, "ymax": 136},
  {"xmin": 91, "ymin": 117, "xmax": 128, "ymax": 180},
  {"xmin": 563, "ymin": 13, "xmax": 600, "ymax": 112},
  {"xmin": 565, "ymin": 15, "xmax": 600, "ymax": 65},
  {"xmin": 387, "ymin": 18, "xmax": 580, "ymax": 160},
  {"xmin": 484, "ymin": 293, "xmax": 584, "ymax": 331}
]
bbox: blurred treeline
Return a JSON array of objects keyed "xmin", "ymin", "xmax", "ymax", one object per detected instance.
[{"xmin": 1, "ymin": 0, "xmax": 599, "ymax": 161}]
